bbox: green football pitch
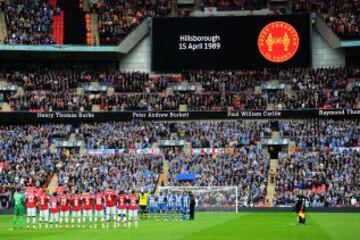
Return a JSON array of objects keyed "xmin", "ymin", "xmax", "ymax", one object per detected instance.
[{"xmin": 0, "ymin": 212, "xmax": 359, "ymax": 240}]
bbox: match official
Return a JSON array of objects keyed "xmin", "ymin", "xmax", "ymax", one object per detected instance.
[
  {"xmin": 295, "ymin": 194, "xmax": 306, "ymax": 225},
  {"xmin": 189, "ymin": 192, "xmax": 195, "ymax": 221}
]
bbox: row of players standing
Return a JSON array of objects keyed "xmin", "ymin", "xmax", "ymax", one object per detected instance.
[{"xmin": 19, "ymin": 186, "xmax": 191, "ymax": 230}]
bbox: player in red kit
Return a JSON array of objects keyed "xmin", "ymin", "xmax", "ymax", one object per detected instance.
[
  {"xmin": 49, "ymin": 192, "xmax": 60, "ymax": 228},
  {"xmin": 38, "ymin": 188, "xmax": 49, "ymax": 229},
  {"xmin": 117, "ymin": 190, "xmax": 128, "ymax": 227},
  {"xmin": 128, "ymin": 190, "xmax": 139, "ymax": 228},
  {"xmin": 82, "ymin": 189, "xmax": 94, "ymax": 228},
  {"xmin": 71, "ymin": 190, "xmax": 82, "ymax": 228},
  {"xmin": 94, "ymin": 188, "xmax": 105, "ymax": 228},
  {"xmin": 104, "ymin": 186, "xmax": 117, "ymax": 228},
  {"xmin": 59, "ymin": 190, "xmax": 70, "ymax": 228},
  {"xmin": 25, "ymin": 189, "xmax": 37, "ymax": 229}
]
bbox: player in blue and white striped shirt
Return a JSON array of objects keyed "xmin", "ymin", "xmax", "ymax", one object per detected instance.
[
  {"xmin": 157, "ymin": 191, "xmax": 166, "ymax": 221},
  {"xmin": 166, "ymin": 192, "xmax": 176, "ymax": 220},
  {"xmin": 175, "ymin": 193, "xmax": 183, "ymax": 221},
  {"xmin": 182, "ymin": 192, "xmax": 190, "ymax": 220},
  {"xmin": 148, "ymin": 194, "xmax": 157, "ymax": 219}
]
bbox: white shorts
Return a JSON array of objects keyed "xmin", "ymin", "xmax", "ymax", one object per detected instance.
[
  {"xmin": 128, "ymin": 210, "xmax": 138, "ymax": 219},
  {"xmin": 59, "ymin": 211, "xmax": 70, "ymax": 218},
  {"xmin": 83, "ymin": 209, "xmax": 93, "ymax": 217},
  {"xmin": 117, "ymin": 208, "xmax": 127, "ymax": 216},
  {"xmin": 72, "ymin": 211, "xmax": 81, "ymax": 218},
  {"xmin": 39, "ymin": 209, "xmax": 49, "ymax": 218},
  {"xmin": 50, "ymin": 212, "xmax": 59, "ymax": 221},
  {"xmin": 106, "ymin": 206, "xmax": 117, "ymax": 216},
  {"xmin": 27, "ymin": 208, "xmax": 36, "ymax": 217},
  {"xmin": 94, "ymin": 209, "xmax": 104, "ymax": 217}
]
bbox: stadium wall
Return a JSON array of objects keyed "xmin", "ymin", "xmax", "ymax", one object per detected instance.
[
  {"xmin": 119, "ymin": 35, "xmax": 151, "ymax": 71},
  {"xmin": 194, "ymin": 207, "xmax": 360, "ymax": 212},
  {"xmin": 195, "ymin": 207, "xmax": 360, "ymax": 212},
  {"xmin": 312, "ymin": 29, "xmax": 345, "ymax": 67},
  {"xmin": 0, "ymin": 109, "xmax": 359, "ymax": 124},
  {"xmin": 237, "ymin": 207, "xmax": 360, "ymax": 213}
]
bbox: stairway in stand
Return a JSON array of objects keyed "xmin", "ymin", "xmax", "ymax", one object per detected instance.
[
  {"xmin": 58, "ymin": 0, "xmax": 87, "ymax": 44},
  {"xmin": 0, "ymin": 10, "xmax": 7, "ymax": 43},
  {"xmin": 47, "ymin": 174, "xmax": 59, "ymax": 194},
  {"xmin": 265, "ymin": 159, "xmax": 279, "ymax": 206},
  {"xmin": 52, "ymin": 11, "xmax": 64, "ymax": 44}
]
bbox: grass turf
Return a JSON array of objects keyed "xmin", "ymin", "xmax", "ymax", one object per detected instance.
[{"xmin": 0, "ymin": 212, "xmax": 359, "ymax": 240}]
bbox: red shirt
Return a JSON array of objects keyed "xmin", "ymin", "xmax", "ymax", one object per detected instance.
[
  {"xmin": 26, "ymin": 192, "xmax": 36, "ymax": 208},
  {"xmin": 82, "ymin": 193, "xmax": 94, "ymax": 210},
  {"xmin": 39, "ymin": 194, "xmax": 49, "ymax": 211},
  {"xmin": 50, "ymin": 197, "xmax": 59, "ymax": 213},
  {"xmin": 72, "ymin": 194, "xmax": 82, "ymax": 211},
  {"xmin": 104, "ymin": 189, "xmax": 116, "ymax": 208},
  {"xmin": 26, "ymin": 187, "xmax": 36, "ymax": 195},
  {"xmin": 60, "ymin": 194, "xmax": 70, "ymax": 211},
  {"xmin": 117, "ymin": 194, "xmax": 128, "ymax": 209},
  {"xmin": 55, "ymin": 186, "xmax": 64, "ymax": 194},
  {"xmin": 129, "ymin": 194, "xmax": 138, "ymax": 211},
  {"xmin": 95, "ymin": 193, "xmax": 104, "ymax": 211},
  {"xmin": 35, "ymin": 188, "xmax": 43, "ymax": 198}
]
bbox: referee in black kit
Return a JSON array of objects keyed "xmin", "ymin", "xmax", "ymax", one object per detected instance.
[
  {"xmin": 295, "ymin": 194, "xmax": 307, "ymax": 224},
  {"xmin": 189, "ymin": 192, "xmax": 196, "ymax": 220}
]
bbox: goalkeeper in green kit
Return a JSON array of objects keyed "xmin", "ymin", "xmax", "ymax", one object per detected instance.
[{"xmin": 12, "ymin": 187, "xmax": 25, "ymax": 230}]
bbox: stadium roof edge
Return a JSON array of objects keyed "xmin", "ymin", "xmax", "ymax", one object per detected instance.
[
  {"xmin": 340, "ymin": 40, "xmax": 360, "ymax": 47},
  {"xmin": 0, "ymin": 44, "xmax": 120, "ymax": 53}
]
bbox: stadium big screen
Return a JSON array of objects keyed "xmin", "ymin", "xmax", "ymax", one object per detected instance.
[{"xmin": 152, "ymin": 14, "xmax": 311, "ymax": 71}]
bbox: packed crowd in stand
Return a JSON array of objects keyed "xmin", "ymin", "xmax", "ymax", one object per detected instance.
[
  {"xmin": 56, "ymin": 152, "xmax": 162, "ymax": 193},
  {"xmin": 274, "ymin": 119, "xmax": 360, "ymax": 207},
  {"xmin": 0, "ymin": 124, "xmax": 72, "ymax": 208},
  {"xmin": 275, "ymin": 149, "xmax": 360, "ymax": 207},
  {"xmin": 79, "ymin": 121, "xmax": 172, "ymax": 149},
  {"xmin": 167, "ymin": 148, "xmax": 268, "ymax": 205},
  {"xmin": 3, "ymin": 0, "xmax": 59, "ymax": 45},
  {"xmin": 170, "ymin": 121, "xmax": 272, "ymax": 148},
  {"xmin": 293, "ymin": 0, "xmax": 360, "ymax": 39},
  {"xmin": 278, "ymin": 120, "xmax": 360, "ymax": 150},
  {"xmin": 201, "ymin": 0, "xmax": 267, "ymax": 11},
  {"xmin": 0, "ymin": 120, "xmax": 359, "ymax": 209},
  {"xmin": 1, "ymin": 67, "xmax": 359, "ymax": 111},
  {"xmin": 5, "ymin": 70, "xmax": 79, "ymax": 91},
  {"xmin": 92, "ymin": 0, "xmax": 171, "ymax": 45}
]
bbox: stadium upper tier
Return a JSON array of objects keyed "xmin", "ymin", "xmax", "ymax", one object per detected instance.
[
  {"xmin": 293, "ymin": 0, "xmax": 360, "ymax": 40},
  {"xmin": 0, "ymin": 120, "xmax": 359, "ymax": 207},
  {"xmin": 95, "ymin": 0, "xmax": 171, "ymax": 45},
  {"xmin": 0, "ymin": 67, "xmax": 359, "ymax": 112},
  {"xmin": 3, "ymin": 0, "xmax": 57, "ymax": 45},
  {"xmin": 0, "ymin": 0, "xmax": 171, "ymax": 46}
]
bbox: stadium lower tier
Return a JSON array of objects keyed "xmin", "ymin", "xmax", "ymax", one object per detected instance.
[{"xmin": 0, "ymin": 120, "xmax": 359, "ymax": 209}]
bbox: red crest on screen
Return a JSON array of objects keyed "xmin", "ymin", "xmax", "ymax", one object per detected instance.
[{"xmin": 258, "ymin": 21, "xmax": 299, "ymax": 63}]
